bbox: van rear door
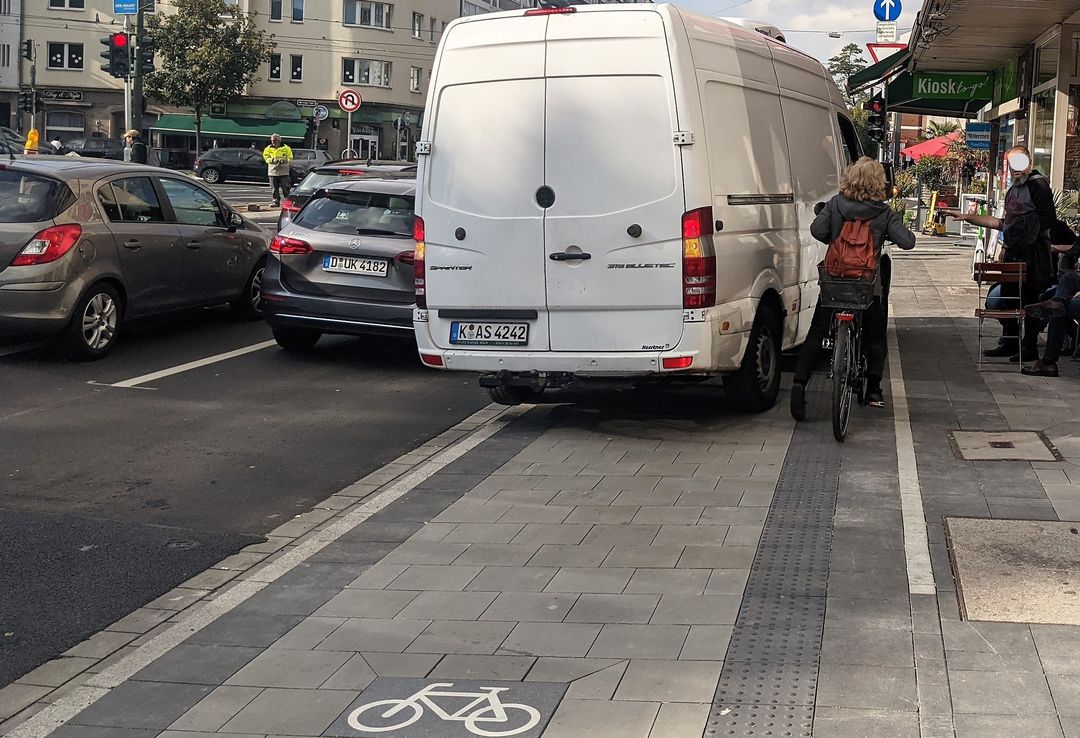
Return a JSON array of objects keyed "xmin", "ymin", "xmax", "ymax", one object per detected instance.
[
  {"xmin": 542, "ymin": 11, "xmax": 685, "ymax": 353},
  {"xmin": 421, "ymin": 17, "xmax": 550, "ymax": 351}
]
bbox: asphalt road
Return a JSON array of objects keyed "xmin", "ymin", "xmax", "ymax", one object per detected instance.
[{"xmin": 0, "ymin": 309, "xmax": 490, "ymax": 686}]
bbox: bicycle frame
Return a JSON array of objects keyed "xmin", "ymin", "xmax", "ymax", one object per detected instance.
[{"xmin": 383, "ymin": 683, "xmax": 513, "ymax": 723}]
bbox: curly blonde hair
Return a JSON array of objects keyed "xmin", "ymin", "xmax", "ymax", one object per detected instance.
[{"xmin": 840, "ymin": 157, "xmax": 887, "ymax": 202}]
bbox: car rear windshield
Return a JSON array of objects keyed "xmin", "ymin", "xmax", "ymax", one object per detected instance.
[
  {"xmin": 294, "ymin": 190, "xmax": 414, "ymax": 237},
  {"xmin": 293, "ymin": 170, "xmax": 366, "ymax": 195},
  {"xmin": 0, "ymin": 169, "xmax": 75, "ymax": 223}
]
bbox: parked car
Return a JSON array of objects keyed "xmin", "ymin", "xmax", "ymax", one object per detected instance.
[
  {"xmin": 0, "ymin": 158, "xmax": 269, "ymax": 359},
  {"xmin": 278, "ymin": 163, "xmax": 417, "ymax": 231},
  {"xmin": 262, "ymin": 177, "xmax": 416, "ymax": 350},
  {"xmin": 64, "ymin": 138, "xmax": 126, "ymax": 160},
  {"xmin": 193, "ymin": 147, "xmax": 329, "ymax": 185}
]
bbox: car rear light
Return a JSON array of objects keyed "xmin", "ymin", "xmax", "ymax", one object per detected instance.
[
  {"xmin": 337, "ymin": 169, "xmax": 367, "ymax": 176},
  {"xmin": 396, "ymin": 251, "xmax": 415, "ymax": 265},
  {"xmin": 193, "ymin": 159, "xmax": 201, "ymax": 168},
  {"xmin": 662, "ymin": 356, "xmax": 694, "ymax": 370},
  {"xmin": 280, "ymin": 198, "xmax": 301, "ymax": 213},
  {"xmin": 525, "ymin": 6, "xmax": 576, "ymax": 14},
  {"xmin": 420, "ymin": 353, "xmax": 443, "ymax": 367},
  {"xmin": 413, "ymin": 216, "xmax": 426, "ymax": 309},
  {"xmin": 836, "ymin": 312, "xmax": 855, "ymax": 322},
  {"xmin": 682, "ymin": 207, "xmax": 716, "ymax": 309},
  {"xmin": 269, "ymin": 235, "xmax": 312, "ymax": 255},
  {"xmin": 10, "ymin": 224, "xmax": 82, "ymax": 266}
]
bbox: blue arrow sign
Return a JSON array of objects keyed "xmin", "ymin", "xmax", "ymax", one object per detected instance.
[{"xmin": 874, "ymin": 0, "xmax": 901, "ymax": 22}]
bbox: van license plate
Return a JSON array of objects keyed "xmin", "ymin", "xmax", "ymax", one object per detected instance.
[
  {"xmin": 323, "ymin": 255, "xmax": 389, "ymax": 277},
  {"xmin": 450, "ymin": 322, "xmax": 529, "ymax": 346}
]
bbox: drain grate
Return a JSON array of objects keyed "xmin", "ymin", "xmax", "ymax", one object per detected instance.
[{"xmin": 710, "ymin": 414, "xmax": 841, "ymax": 733}]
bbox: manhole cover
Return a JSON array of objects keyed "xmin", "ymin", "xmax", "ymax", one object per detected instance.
[
  {"xmin": 947, "ymin": 431, "xmax": 1060, "ymax": 461},
  {"xmin": 947, "ymin": 517, "xmax": 1080, "ymax": 625}
]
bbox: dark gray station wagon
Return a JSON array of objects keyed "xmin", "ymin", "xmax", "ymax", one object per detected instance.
[{"xmin": 0, "ymin": 158, "xmax": 269, "ymax": 359}]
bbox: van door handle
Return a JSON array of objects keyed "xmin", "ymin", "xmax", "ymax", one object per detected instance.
[
  {"xmin": 549, "ymin": 251, "xmax": 591, "ymax": 261},
  {"xmin": 185, "ymin": 241, "xmax": 201, "ymax": 250},
  {"xmin": 123, "ymin": 240, "xmax": 140, "ymax": 250}
]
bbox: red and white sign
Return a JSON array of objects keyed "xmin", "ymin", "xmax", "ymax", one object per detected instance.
[
  {"xmin": 866, "ymin": 42, "xmax": 907, "ymax": 63},
  {"xmin": 338, "ymin": 89, "xmax": 362, "ymax": 113}
]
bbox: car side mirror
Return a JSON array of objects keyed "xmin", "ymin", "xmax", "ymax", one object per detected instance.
[
  {"xmin": 814, "ymin": 202, "xmax": 826, "ymax": 216},
  {"xmin": 227, "ymin": 211, "xmax": 244, "ymax": 231}
]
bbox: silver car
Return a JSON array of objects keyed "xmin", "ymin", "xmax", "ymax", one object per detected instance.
[
  {"xmin": 0, "ymin": 158, "xmax": 269, "ymax": 359},
  {"xmin": 262, "ymin": 177, "xmax": 416, "ymax": 350}
]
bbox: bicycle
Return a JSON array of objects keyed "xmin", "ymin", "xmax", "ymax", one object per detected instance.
[
  {"xmin": 347, "ymin": 682, "xmax": 541, "ymax": 737},
  {"xmin": 818, "ymin": 265, "xmax": 877, "ymax": 443}
]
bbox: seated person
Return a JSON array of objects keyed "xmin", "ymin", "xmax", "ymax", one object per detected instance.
[{"xmin": 1020, "ymin": 221, "xmax": 1080, "ymax": 377}]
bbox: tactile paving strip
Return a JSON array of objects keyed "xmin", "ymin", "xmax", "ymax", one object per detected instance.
[{"xmin": 711, "ymin": 415, "xmax": 841, "ymax": 732}]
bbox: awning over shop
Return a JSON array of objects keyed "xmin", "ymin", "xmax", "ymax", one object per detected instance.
[
  {"xmin": 899, "ymin": 131, "xmax": 961, "ymax": 161},
  {"xmin": 885, "ymin": 71, "xmax": 993, "ymax": 119},
  {"xmin": 847, "ymin": 48, "xmax": 911, "ymax": 94},
  {"xmin": 150, "ymin": 114, "xmax": 307, "ymax": 141}
]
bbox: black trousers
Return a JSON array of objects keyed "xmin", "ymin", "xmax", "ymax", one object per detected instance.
[
  {"xmin": 270, "ymin": 175, "xmax": 291, "ymax": 202},
  {"xmin": 794, "ymin": 297, "xmax": 887, "ymax": 386}
]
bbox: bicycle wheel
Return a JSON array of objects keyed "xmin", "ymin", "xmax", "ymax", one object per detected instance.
[
  {"xmin": 348, "ymin": 699, "xmax": 423, "ymax": 733},
  {"xmin": 831, "ymin": 319, "xmax": 853, "ymax": 443},
  {"xmin": 464, "ymin": 703, "xmax": 542, "ymax": 737}
]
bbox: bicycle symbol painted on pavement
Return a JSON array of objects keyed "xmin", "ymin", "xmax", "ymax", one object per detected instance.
[{"xmin": 347, "ymin": 681, "xmax": 541, "ymax": 737}]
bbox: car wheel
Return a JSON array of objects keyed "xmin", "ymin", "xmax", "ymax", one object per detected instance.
[
  {"xmin": 273, "ymin": 325, "xmax": 321, "ymax": 352},
  {"xmin": 230, "ymin": 260, "xmax": 265, "ymax": 321},
  {"xmin": 487, "ymin": 385, "xmax": 544, "ymax": 406},
  {"xmin": 63, "ymin": 283, "xmax": 121, "ymax": 361},
  {"xmin": 201, "ymin": 167, "xmax": 222, "ymax": 184},
  {"xmin": 723, "ymin": 303, "xmax": 782, "ymax": 412}
]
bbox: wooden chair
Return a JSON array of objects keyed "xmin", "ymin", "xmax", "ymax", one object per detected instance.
[{"xmin": 973, "ymin": 261, "xmax": 1025, "ymax": 372}]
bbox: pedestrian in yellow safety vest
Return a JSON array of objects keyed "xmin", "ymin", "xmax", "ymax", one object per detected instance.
[
  {"xmin": 24, "ymin": 128, "xmax": 38, "ymax": 155},
  {"xmin": 263, "ymin": 134, "xmax": 293, "ymax": 207}
]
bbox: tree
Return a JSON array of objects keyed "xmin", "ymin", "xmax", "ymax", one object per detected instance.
[
  {"xmin": 827, "ymin": 43, "xmax": 867, "ymax": 107},
  {"xmin": 921, "ymin": 120, "xmax": 961, "ymax": 141},
  {"xmin": 913, "ymin": 155, "xmax": 949, "ymax": 196},
  {"xmin": 145, "ymin": 0, "xmax": 275, "ymax": 154}
]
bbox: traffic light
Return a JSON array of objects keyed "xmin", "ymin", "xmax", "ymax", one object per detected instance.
[
  {"xmin": 100, "ymin": 33, "xmax": 130, "ymax": 78},
  {"xmin": 864, "ymin": 93, "xmax": 886, "ymax": 144},
  {"xmin": 21, "ymin": 40, "xmax": 32, "ymax": 62},
  {"xmin": 137, "ymin": 34, "xmax": 155, "ymax": 73},
  {"xmin": 18, "ymin": 89, "xmax": 33, "ymax": 113}
]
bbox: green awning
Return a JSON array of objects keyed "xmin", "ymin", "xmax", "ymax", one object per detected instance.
[
  {"xmin": 150, "ymin": 114, "xmax": 307, "ymax": 140},
  {"xmin": 847, "ymin": 48, "xmax": 911, "ymax": 94},
  {"xmin": 886, "ymin": 72, "xmax": 992, "ymax": 119}
]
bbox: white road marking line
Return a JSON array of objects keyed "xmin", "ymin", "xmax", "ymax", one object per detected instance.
[
  {"xmin": 86, "ymin": 380, "xmax": 156, "ymax": 391},
  {"xmin": 888, "ymin": 313, "xmax": 936, "ymax": 595},
  {"xmin": 10, "ymin": 403, "xmax": 525, "ymax": 738},
  {"xmin": 109, "ymin": 340, "xmax": 277, "ymax": 388}
]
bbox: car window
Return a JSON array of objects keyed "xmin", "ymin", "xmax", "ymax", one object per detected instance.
[
  {"xmin": 0, "ymin": 170, "xmax": 75, "ymax": 223},
  {"xmin": 294, "ymin": 190, "xmax": 414, "ymax": 237},
  {"xmin": 292, "ymin": 170, "xmax": 364, "ymax": 195},
  {"xmin": 243, "ymin": 152, "xmax": 262, "ymax": 162},
  {"xmin": 99, "ymin": 177, "xmax": 166, "ymax": 223},
  {"xmin": 160, "ymin": 178, "xmax": 223, "ymax": 227},
  {"xmin": 295, "ymin": 151, "xmax": 314, "ymax": 160},
  {"xmin": 836, "ymin": 114, "xmax": 862, "ymax": 165}
]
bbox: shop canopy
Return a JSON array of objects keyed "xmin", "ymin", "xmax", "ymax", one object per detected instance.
[
  {"xmin": 847, "ymin": 48, "xmax": 911, "ymax": 95},
  {"xmin": 885, "ymin": 71, "xmax": 994, "ymax": 118},
  {"xmin": 899, "ymin": 131, "xmax": 962, "ymax": 161},
  {"xmin": 151, "ymin": 115, "xmax": 307, "ymax": 141}
]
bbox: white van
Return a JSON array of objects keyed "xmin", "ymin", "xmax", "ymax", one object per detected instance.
[{"xmin": 412, "ymin": 3, "xmax": 866, "ymax": 410}]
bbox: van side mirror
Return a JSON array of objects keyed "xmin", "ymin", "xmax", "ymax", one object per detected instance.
[{"xmin": 227, "ymin": 211, "xmax": 244, "ymax": 231}]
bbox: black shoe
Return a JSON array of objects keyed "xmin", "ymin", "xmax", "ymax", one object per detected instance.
[
  {"xmin": 1021, "ymin": 359, "xmax": 1059, "ymax": 377},
  {"xmin": 866, "ymin": 387, "xmax": 885, "ymax": 407},
  {"xmin": 790, "ymin": 382, "xmax": 807, "ymax": 421},
  {"xmin": 983, "ymin": 344, "xmax": 1016, "ymax": 358},
  {"xmin": 1025, "ymin": 298, "xmax": 1067, "ymax": 320},
  {"xmin": 1009, "ymin": 348, "xmax": 1039, "ymax": 363}
]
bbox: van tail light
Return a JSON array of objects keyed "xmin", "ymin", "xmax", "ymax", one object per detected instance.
[
  {"xmin": 682, "ymin": 207, "xmax": 716, "ymax": 309},
  {"xmin": 396, "ymin": 251, "xmax": 415, "ymax": 265},
  {"xmin": 280, "ymin": 198, "xmax": 301, "ymax": 214},
  {"xmin": 662, "ymin": 356, "xmax": 694, "ymax": 370},
  {"xmin": 420, "ymin": 353, "xmax": 443, "ymax": 367},
  {"xmin": 525, "ymin": 6, "xmax": 576, "ymax": 14},
  {"xmin": 269, "ymin": 235, "xmax": 312, "ymax": 255},
  {"xmin": 413, "ymin": 215, "xmax": 426, "ymax": 309},
  {"xmin": 10, "ymin": 224, "xmax": 82, "ymax": 266}
]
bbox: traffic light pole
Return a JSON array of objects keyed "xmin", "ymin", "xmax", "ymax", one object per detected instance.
[
  {"xmin": 123, "ymin": 15, "xmax": 132, "ymax": 131},
  {"xmin": 132, "ymin": 2, "xmax": 146, "ymax": 134}
]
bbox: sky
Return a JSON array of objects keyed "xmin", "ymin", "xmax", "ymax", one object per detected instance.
[{"xmin": 669, "ymin": 0, "xmax": 916, "ymax": 63}]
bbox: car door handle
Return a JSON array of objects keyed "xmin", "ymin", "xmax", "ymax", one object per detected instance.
[
  {"xmin": 185, "ymin": 241, "xmax": 201, "ymax": 250},
  {"xmin": 549, "ymin": 251, "xmax": 591, "ymax": 261},
  {"xmin": 123, "ymin": 240, "xmax": 141, "ymax": 250}
]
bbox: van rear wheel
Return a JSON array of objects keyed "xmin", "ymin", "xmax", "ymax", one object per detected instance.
[
  {"xmin": 724, "ymin": 304, "xmax": 781, "ymax": 412},
  {"xmin": 487, "ymin": 386, "xmax": 544, "ymax": 406}
]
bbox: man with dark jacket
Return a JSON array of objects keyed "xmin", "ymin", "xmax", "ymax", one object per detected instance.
[
  {"xmin": 124, "ymin": 129, "xmax": 148, "ymax": 164},
  {"xmin": 791, "ymin": 157, "xmax": 916, "ymax": 421}
]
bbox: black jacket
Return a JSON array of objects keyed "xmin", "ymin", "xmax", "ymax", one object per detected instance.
[
  {"xmin": 130, "ymin": 140, "xmax": 148, "ymax": 164},
  {"xmin": 810, "ymin": 194, "xmax": 916, "ymax": 252}
]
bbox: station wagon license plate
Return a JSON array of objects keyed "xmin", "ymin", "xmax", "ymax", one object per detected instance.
[
  {"xmin": 322, "ymin": 254, "xmax": 389, "ymax": 277},
  {"xmin": 450, "ymin": 321, "xmax": 529, "ymax": 346}
]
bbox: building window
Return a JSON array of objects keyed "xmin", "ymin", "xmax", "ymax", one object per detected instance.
[
  {"xmin": 0, "ymin": 0, "xmax": 13, "ymax": 14},
  {"xmin": 430, "ymin": 17, "xmax": 437, "ymax": 41},
  {"xmin": 292, "ymin": 0, "xmax": 304, "ymax": 21},
  {"xmin": 48, "ymin": 0, "xmax": 84, "ymax": 8},
  {"xmin": 290, "ymin": 54, "xmax": 303, "ymax": 81},
  {"xmin": 461, "ymin": 1, "xmax": 485, "ymax": 16},
  {"xmin": 412, "ymin": 12, "xmax": 423, "ymax": 39},
  {"xmin": 344, "ymin": 0, "xmax": 393, "ymax": 29},
  {"xmin": 0, "ymin": 45, "xmax": 9, "ymax": 69},
  {"xmin": 270, "ymin": 0, "xmax": 282, "ymax": 21},
  {"xmin": 342, "ymin": 58, "xmax": 391, "ymax": 87},
  {"xmin": 45, "ymin": 110, "xmax": 84, "ymax": 143},
  {"xmin": 410, "ymin": 66, "xmax": 421, "ymax": 93},
  {"xmin": 47, "ymin": 42, "xmax": 83, "ymax": 70},
  {"xmin": 268, "ymin": 52, "xmax": 281, "ymax": 80}
]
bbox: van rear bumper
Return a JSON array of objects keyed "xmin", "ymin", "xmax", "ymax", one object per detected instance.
[{"xmin": 414, "ymin": 310, "xmax": 750, "ymax": 375}]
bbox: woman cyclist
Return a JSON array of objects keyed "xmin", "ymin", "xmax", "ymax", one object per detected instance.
[{"xmin": 790, "ymin": 157, "xmax": 916, "ymax": 421}]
